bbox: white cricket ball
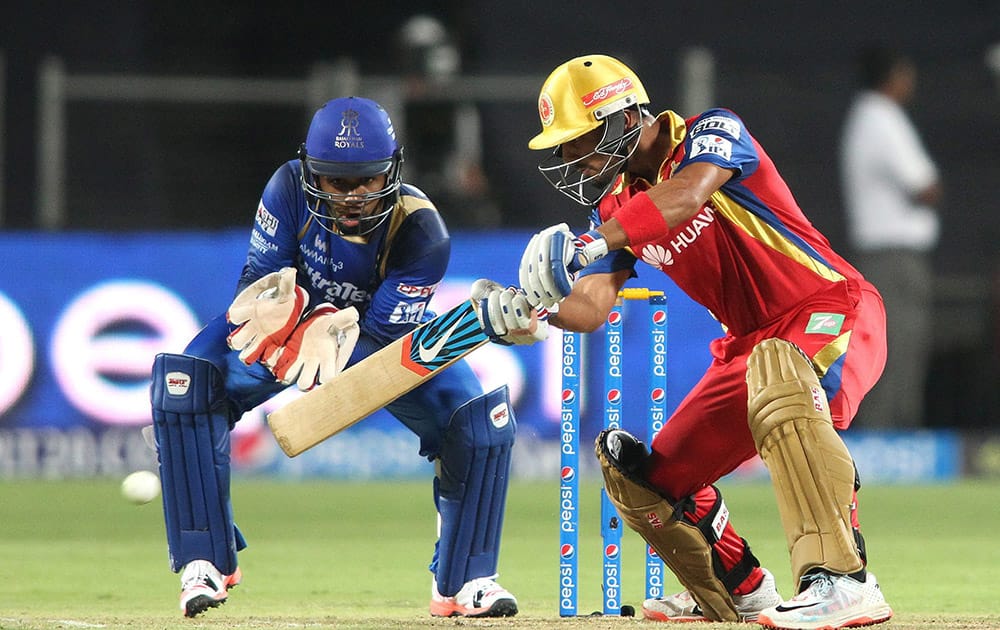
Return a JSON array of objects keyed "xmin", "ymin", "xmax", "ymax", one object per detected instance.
[{"xmin": 121, "ymin": 470, "xmax": 161, "ymax": 505}]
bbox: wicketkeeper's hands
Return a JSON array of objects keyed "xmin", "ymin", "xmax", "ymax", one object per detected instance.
[
  {"xmin": 264, "ymin": 304, "xmax": 360, "ymax": 391},
  {"xmin": 471, "ymin": 278, "xmax": 550, "ymax": 346},
  {"xmin": 227, "ymin": 267, "xmax": 309, "ymax": 365},
  {"xmin": 519, "ymin": 223, "xmax": 608, "ymax": 307}
]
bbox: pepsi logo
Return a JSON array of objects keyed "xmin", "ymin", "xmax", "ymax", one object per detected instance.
[
  {"xmin": 650, "ymin": 387, "xmax": 666, "ymax": 403},
  {"xmin": 561, "ymin": 466, "xmax": 576, "ymax": 482},
  {"xmin": 647, "ymin": 545, "xmax": 659, "ymax": 558},
  {"xmin": 607, "ymin": 311, "xmax": 622, "ymax": 326},
  {"xmin": 652, "ymin": 309, "xmax": 666, "ymax": 325},
  {"xmin": 604, "ymin": 544, "xmax": 620, "ymax": 559},
  {"xmin": 606, "ymin": 389, "xmax": 622, "ymax": 405},
  {"xmin": 562, "ymin": 388, "xmax": 576, "ymax": 404},
  {"xmin": 560, "ymin": 543, "xmax": 575, "ymax": 559}
]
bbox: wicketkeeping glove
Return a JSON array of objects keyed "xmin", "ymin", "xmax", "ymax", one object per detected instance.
[
  {"xmin": 227, "ymin": 267, "xmax": 309, "ymax": 365},
  {"xmin": 264, "ymin": 304, "xmax": 360, "ymax": 391},
  {"xmin": 471, "ymin": 278, "xmax": 550, "ymax": 346},
  {"xmin": 519, "ymin": 224, "xmax": 608, "ymax": 307}
]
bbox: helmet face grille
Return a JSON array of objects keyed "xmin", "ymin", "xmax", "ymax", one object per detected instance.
[
  {"xmin": 300, "ymin": 161, "xmax": 401, "ymax": 237},
  {"xmin": 537, "ymin": 108, "xmax": 643, "ymax": 207}
]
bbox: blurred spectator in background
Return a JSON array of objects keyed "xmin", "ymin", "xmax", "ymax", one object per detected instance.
[
  {"xmin": 840, "ymin": 46, "xmax": 943, "ymax": 428},
  {"xmin": 394, "ymin": 14, "xmax": 501, "ymax": 229}
]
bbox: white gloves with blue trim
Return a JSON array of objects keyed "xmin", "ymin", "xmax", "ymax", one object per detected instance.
[
  {"xmin": 471, "ymin": 279, "xmax": 550, "ymax": 346},
  {"xmin": 518, "ymin": 223, "xmax": 608, "ymax": 307}
]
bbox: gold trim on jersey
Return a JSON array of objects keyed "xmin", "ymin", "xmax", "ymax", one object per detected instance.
[
  {"xmin": 659, "ymin": 110, "xmax": 689, "ymax": 167},
  {"xmin": 709, "ymin": 193, "xmax": 845, "ymax": 283},
  {"xmin": 378, "ymin": 192, "xmax": 438, "ymax": 278},
  {"xmin": 610, "ymin": 110, "xmax": 687, "ymax": 196},
  {"xmin": 812, "ymin": 330, "xmax": 851, "ymax": 379}
]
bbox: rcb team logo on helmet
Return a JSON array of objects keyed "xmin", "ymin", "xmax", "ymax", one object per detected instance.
[
  {"xmin": 529, "ymin": 54, "xmax": 649, "ymax": 150},
  {"xmin": 538, "ymin": 92, "xmax": 555, "ymax": 127}
]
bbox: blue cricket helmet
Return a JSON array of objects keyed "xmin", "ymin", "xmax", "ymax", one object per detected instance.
[{"xmin": 299, "ymin": 97, "xmax": 404, "ymax": 235}]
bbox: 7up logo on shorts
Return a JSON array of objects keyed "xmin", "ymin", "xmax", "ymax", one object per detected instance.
[{"xmin": 805, "ymin": 312, "xmax": 845, "ymax": 335}]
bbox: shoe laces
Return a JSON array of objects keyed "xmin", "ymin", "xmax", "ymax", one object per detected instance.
[
  {"xmin": 467, "ymin": 577, "xmax": 504, "ymax": 606},
  {"xmin": 471, "ymin": 577, "xmax": 499, "ymax": 593},
  {"xmin": 182, "ymin": 569, "xmax": 220, "ymax": 592},
  {"xmin": 798, "ymin": 572, "xmax": 834, "ymax": 599},
  {"xmin": 185, "ymin": 575, "xmax": 217, "ymax": 591}
]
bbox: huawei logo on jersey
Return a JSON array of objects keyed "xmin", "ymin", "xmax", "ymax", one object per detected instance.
[
  {"xmin": 640, "ymin": 244, "xmax": 674, "ymax": 267},
  {"xmin": 638, "ymin": 205, "xmax": 718, "ymax": 268}
]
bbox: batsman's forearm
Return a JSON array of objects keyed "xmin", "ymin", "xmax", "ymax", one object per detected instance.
[
  {"xmin": 600, "ymin": 162, "xmax": 733, "ymax": 248},
  {"xmin": 595, "ymin": 218, "xmax": 631, "ymax": 251},
  {"xmin": 550, "ymin": 295, "xmax": 611, "ymax": 333}
]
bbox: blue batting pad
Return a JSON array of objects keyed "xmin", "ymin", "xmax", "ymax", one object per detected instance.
[
  {"xmin": 431, "ymin": 385, "xmax": 516, "ymax": 596},
  {"xmin": 151, "ymin": 353, "xmax": 243, "ymax": 575}
]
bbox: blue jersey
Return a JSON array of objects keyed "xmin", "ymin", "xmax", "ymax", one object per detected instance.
[{"xmin": 240, "ymin": 160, "xmax": 451, "ymax": 346}]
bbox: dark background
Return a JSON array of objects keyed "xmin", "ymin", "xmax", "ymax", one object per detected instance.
[{"xmin": 2, "ymin": 1, "xmax": 998, "ymax": 426}]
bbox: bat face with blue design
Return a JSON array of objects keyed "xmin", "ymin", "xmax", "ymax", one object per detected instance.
[{"xmin": 267, "ymin": 300, "xmax": 487, "ymax": 457}]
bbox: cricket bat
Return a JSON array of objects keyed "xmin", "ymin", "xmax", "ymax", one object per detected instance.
[{"xmin": 267, "ymin": 299, "xmax": 488, "ymax": 456}]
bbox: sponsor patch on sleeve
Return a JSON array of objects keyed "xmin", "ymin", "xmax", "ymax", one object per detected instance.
[
  {"xmin": 690, "ymin": 134, "xmax": 733, "ymax": 160},
  {"xmin": 389, "ymin": 301, "xmax": 428, "ymax": 325},
  {"xmin": 255, "ymin": 201, "xmax": 279, "ymax": 236},
  {"xmin": 691, "ymin": 115, "xmax": 742, "ymax": 139},
  {"xmin": 396, "ymin": 282, "xmax": 438, "ymax": 298}
]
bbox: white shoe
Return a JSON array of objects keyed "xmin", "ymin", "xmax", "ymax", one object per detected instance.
[
  {"xmin": 642, "ymin": 568, "xmax": 782, "ymax": 622},
  {"xmin": 757, "ymin": 571, "xmax": 893, "ymax": 629},
  {"xmin": 429, "ymin": 576, "xmax": 518, "ymax": 617},
  {"xmin": 179, "ymin": 559, "xmax": 242, "ymax": 618}
]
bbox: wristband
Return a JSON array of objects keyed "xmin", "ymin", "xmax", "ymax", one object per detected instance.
[
  {"xmin": 613, "ymin": 191, "xmax": 669, "ymax": 245},
  {"xmin": 575, "ymin": 229, "xmax": 609, "ymax": 268}
]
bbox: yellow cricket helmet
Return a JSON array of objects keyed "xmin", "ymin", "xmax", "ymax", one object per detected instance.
[{"xmin": 529, "ymin": 54, "xmax": 649, "ymax": 150}]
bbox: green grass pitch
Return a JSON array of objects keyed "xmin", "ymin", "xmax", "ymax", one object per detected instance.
[{"xmin": 0, "ymin": 478, "xmax": 998, "ymax": 629}]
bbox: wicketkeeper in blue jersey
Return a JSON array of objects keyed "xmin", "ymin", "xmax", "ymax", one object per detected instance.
[{"xmin": 149, "ymin": 96, "xmax": 519, "ymax": 618}]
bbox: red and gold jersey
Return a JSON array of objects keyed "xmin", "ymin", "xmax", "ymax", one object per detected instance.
[{"xmin": 591, "ymin": 109, "xmax": 865, "ymax": 337}]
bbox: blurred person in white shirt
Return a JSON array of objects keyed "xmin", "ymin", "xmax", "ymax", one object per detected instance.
[{"xmin": 840, "ymin": 46, "xmax": 943, "ymax": 428}]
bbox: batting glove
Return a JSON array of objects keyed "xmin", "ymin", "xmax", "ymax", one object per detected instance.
[
  {"xmin": 471, "ymin": 278, "xmax": 550, "ymax": 346},
  {"xmin": 519, "ymin": 224, "xmax": 608, "ymax": 307}
]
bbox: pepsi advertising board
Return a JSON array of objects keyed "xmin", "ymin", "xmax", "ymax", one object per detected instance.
[{"xmin": 0, "ymin": 230, "xmax": 959, "ymax": 481}]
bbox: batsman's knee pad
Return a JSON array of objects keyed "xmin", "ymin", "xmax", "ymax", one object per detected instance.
[
  {"xmin": 432, "ymin": 385, "xmax": 516, "ymax": 597},
  {"xmin": 746, "ymin": 338, "xmax": 863, "ymax": 584},
  {"xmin": 596, "ymin": 429, "xmax": 739, "ymax": 622},
  {"xmin": 151, "ymin": 353, "xmax": 243, "ymax": 574}
]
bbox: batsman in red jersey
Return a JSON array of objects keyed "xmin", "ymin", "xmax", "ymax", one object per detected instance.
[{"xmin": 474, "ymin": 55, "xmax": 893, "ymax": 629}]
